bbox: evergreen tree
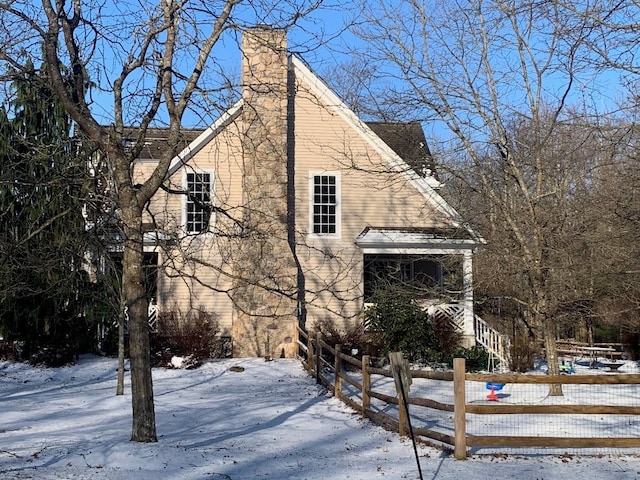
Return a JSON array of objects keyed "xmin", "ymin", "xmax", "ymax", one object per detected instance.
[{"xmin": 0, "ymin": 64, "xmax": 99, "ymax": 364}]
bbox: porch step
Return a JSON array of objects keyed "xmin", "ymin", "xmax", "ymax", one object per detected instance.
[{"xmin": 473, "ymin": 314, "xmax": 510, "ymax": 371}]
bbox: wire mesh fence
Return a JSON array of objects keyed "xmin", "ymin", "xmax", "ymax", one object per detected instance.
[
  {"xmin": 464, "ymin": 372, "xmax": 640, "ymax": 455},
  {"xmin": 299, "ymin": 328, "xmax": 640, "ymax": 457}
]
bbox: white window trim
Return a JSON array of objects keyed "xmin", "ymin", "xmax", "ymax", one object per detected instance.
[
  {"xmin": 183, "ymin": 169, "xmax": 215, "ymax": 235},
  {"xmin": 308, "ymin": 171, "xmax": 341, "ymax": 239}
]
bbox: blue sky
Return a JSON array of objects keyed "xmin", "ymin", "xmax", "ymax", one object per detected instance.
[
  {"xmin": 83, "ymin": 0, "xmax": 359, "ymax": 128},
  {"xmin": 73, "ymin": 0, "xmax": 634, "ymax": 149}
]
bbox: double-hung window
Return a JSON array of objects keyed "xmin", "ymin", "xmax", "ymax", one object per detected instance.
[
  {"xmin": 185, "ymin": 171, "xmax": 213, "ymax": 234},
  {"xmin": 310, "ymin": 172, "xmax": 340, "ymax": 237}
]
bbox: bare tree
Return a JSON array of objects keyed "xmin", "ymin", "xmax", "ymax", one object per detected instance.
[
  {"xmin": 456, "ymin": 113, "xmax": 637, "ymax": 337},
  {"xmin": 556, "ymin": 0, "xmax": 640, "ymax": 76},
  {"xmin": 344, "ymin": 0, "xmax": 632, "ymax": 389},
  {"xmin": 552, "ymin": 2, "xmax": 640, "ymax": 341},
  {"xmin": 0, "ymin": 0, "xmax": 323, "ymax": 442},
  {"xmin": 580, "ymin": 122, "xmax": 640, "ymax": 345}
]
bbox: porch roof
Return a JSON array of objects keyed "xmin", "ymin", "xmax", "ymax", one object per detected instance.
[{"xmin": 354, "ymin": 227, "xmax": 478, "ymax": 251}]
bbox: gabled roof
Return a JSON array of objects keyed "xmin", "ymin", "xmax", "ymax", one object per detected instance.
[
  {"xmin": 166, "ymin": 101, "xmax": 243, "ymax": 177},
  {"xmin": 125, "ymin": 127, "xmax": 204, "ymax": 161},
  {"xmin": 155, "ymin": 54, "xmax": 482, "ymax": 244},
  {"xmin": 289, "ymin": 56, "xmax": 480, "ymax": 242},
  {"xmin": 365, "ymin": 122, "xmax": 439, "ymax": 181}
]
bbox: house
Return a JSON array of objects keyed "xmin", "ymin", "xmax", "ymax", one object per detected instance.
[{"xmin": 133, "ymin": 27, "xmax": 484, "ymax": 359}]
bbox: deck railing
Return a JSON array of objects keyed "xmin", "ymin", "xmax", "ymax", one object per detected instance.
[{"xmin": 428, "ymin": 304, "xmax": 510, "ymax": 371}]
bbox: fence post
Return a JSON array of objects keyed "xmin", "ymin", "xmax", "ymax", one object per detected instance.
[
  {"xmin": 315, "ymin": 331, "xmax": 322, "ymax": 384},
  {"xmin": 390, "ymin": 352, "xmax": 411, "ymax": 437},
  {"xmin": 362, "ymin": 355, "xmax": 370, "ymax": 418},
  {"xmin": 334, "ymin": 343, "xmax": 342, "ymax": 398},
  {"xmin": 453, "ymin": 357, "xmax": 467, "ymax": 460},
  {"xmin": 307, "ymin": 334, "xmax": 315, "ymax": 375}
]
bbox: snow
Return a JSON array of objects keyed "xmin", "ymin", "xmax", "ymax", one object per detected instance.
[{"xmin": 2, "ymin": 355, "xmax": 640, "ymax": 479}]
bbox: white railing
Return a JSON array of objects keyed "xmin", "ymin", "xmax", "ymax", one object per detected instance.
[
  {"xmin": 97, "ymin": 303, "xmax": 159, "ymax": 352},
  {"xmin": 120, "ymin": 302, "xmax": 159, "ymax": 334},
  {"xmin": 426, "ymin": 303, "xmax": 466, "ymax": 330},
  {"xmin": 473, "ymin": 314, "xmax": 510, "ymax": 371},
  {"xmin": 148, "ymin": 302, "xmax": 158, "ymax": 333},
  {"xmin": 428, "ymin": 303, "xmax": 510, "ymax": 371}
]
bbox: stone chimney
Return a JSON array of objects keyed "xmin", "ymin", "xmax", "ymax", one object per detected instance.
[
  {"xmin": 242, "ymin": 26, "xmax": 288, "ymax": 134},
  {"xmin": 239, "ymin": 27, "xmax": 289, "ymax": 234},
  {"xmin": 232, "ymin": 27, "xmax": 298, "ymax": 359}
]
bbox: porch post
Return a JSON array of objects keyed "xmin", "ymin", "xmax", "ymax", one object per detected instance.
[{"xmin": 461, "ymin": 250, "xmax": 475, "ymax": 346}]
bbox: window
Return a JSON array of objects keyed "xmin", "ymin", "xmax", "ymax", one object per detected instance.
[
  {"xmin": 310, "ymin": 173, "xmax": 340, "ymax": 236},
  {"xmin": 363, "ymin": 254, "xmax": 454, "ymax": 301},
  {"xmin": 185, "ymin": 171, "xmax": 212, "ymax": 233}
]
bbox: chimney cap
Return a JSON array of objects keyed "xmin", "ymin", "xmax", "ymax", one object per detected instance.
[{"xmin": 249, "ymin": 24, "xmax": 284, "ymax": 32}]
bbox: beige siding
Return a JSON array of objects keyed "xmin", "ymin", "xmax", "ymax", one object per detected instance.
[
  {"xmin": 145, "ymin": 63, "xmax": 460, "ymax": 341},
  {"xmin": 292, "ymin": 78, "xmax": 454, "ymax": 328},
  {"xmin": 144, "ymin": 120, "xmax": 246, "ymax": 335}
]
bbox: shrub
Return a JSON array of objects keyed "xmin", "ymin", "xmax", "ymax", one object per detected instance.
[
  {"xmin": 431, "ymin": 311, "xmax": 463, "ymax": 361},
  {"xmin": 28, "ymin": 343, "xmax": 77, "ymax": 367},
  {"xmin": 509, "ymin": 331, "xmax": 538, "ymax": 372},
  {"xmin": 0, "ymin": 341, "xmax": 22, "ymax": 361},
  {"xmin": 445, "ymin": 345, "xmax": 489, "ymax": 372},
  {"xmin": 364, "ymin": 287, "xmax": 439, "ymax": 363},
  {"xmin": 0, "ymin": 341, "xmax": 55, "ymax": 366},
  {"xmin": 622, "ymin": 332, "xmax": 640, "ymax": 361},
  {"xmin": 314, "ymin": 317, "xmax": 384, "ymax": 362},
  {"xmin": 150, "ymin": 309, "xmax": 224, "ymax": 368}
]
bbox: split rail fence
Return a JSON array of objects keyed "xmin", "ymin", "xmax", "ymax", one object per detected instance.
[{"xmin": 297, "ymin": 327, "xmax": 640, "ymax": 459}]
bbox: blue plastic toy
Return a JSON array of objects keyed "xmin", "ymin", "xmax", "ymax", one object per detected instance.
[
  {"xmin": 485, "ymin": 382, "xmax": 505, "ymax": 401},
  {"xmin": 559, "ymin": 361, "xmax": 575, "ymax": 374}
]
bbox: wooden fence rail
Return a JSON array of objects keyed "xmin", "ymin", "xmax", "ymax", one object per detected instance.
[{"xmin": 297, "ymin": 326, "xmax": 640, "ymax": 459}]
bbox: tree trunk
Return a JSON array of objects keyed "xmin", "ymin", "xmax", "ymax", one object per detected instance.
[
  {"xmin": 116, "ymin": 298, "xmax": 126, "ymax": 396},
  {"xmin": 122, "ymin": 204, "xmax": 157, "ymax": 442},
  {"xmin": 532, "ymin": 281, "xmax": 563, "ymax": 396},
  {"xmin": 542, "ymin": 318, "xmax": 563, "ymax": 396}
]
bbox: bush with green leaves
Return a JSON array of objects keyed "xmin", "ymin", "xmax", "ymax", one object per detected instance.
[
  {"xmin": 364, "ymin": 287, "xmax": 440, "ymax": 363},
  {"xmin": 444, "ymin": 346, "xmax": 490, "ymax": 372}
]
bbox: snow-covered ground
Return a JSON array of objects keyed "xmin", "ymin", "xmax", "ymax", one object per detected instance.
[{"xmin": 2, "ymin": 355, "xmax": 640, "ymax": 479}]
